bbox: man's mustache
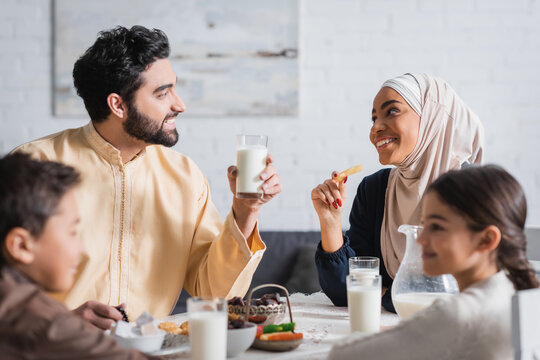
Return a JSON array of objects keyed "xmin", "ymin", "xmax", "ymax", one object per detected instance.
[{"xmin": 164, "ymin": 112, "xmax": 180, "ymax": 121}]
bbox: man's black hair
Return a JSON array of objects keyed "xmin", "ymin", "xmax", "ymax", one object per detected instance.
[{"xmin": 73, "ymin": 25, "xmax": 170, "ymax": 122}]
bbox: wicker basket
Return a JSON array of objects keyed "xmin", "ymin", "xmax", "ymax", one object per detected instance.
[{"xmin": 228, "ymin": 284, "xmax": 292, "ymax": 326}]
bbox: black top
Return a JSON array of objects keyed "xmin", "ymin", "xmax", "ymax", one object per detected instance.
[{"xmin": 315, "ymin": 168, "xmax": 396, "ymax": 312}]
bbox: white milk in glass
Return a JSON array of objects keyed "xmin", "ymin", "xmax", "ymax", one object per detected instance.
[
  {"xmin": 393, "ymin": 292, "xmax": 454, "ymax": 319},
  {"xmin": 348, "ymin": 287, "xmax": 380, "ymax": 333},
  {"xmin": 347, "ymin": 287, "xmax": 381, "ymax": 333},
  {"xmin": 236, "ymin": 146, "xmax": 267, "ymax": 198},
  {"xmin": 189, "ymin": 312, "xmax": 227, "ymax": 360}
]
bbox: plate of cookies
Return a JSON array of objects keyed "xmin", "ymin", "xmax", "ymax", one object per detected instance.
[
  {"xmin": 152, "ymin": 319, "xmax": 190, "ymax": 356},
  {"xmin": 108, "ymin": 311, "xmax": 189, "ymax": 356}
]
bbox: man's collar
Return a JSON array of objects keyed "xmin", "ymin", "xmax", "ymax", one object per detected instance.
[{"xmin": 83, "ymin": 121, "xmax": 146, "ymax": 166}]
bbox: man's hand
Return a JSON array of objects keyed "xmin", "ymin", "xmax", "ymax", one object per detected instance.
[
  {"xmin": 228, "ymin": 154, "xmax": 282, "ymax": 239},
  {"xmin": 72, "ymin": 301, "xmax": 124, "ymax": 330},
  {"xmin": 228, "ymin": 154, "xmax": 281, "ymax": 208}
]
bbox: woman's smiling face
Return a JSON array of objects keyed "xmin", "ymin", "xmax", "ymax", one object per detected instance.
[{"xmin": 369, "ymin": 87, "xmax": 421, "ymax": 166}]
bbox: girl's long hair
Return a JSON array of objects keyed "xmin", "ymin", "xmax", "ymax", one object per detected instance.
[{"xmin": 427, "ymin": 165, "xmax": 538, "ymax": 290}]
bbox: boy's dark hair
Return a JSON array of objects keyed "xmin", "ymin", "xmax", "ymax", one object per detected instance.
[
  {"xmin": 73, "ymin": 25, "xmax": 170, "ymax": 123},
  {"xmin": 0, "ymin": 153, "xmax": 80, "ymax": 267},
  {"xmin": 427, "ymin": 164, "xmax": 539, "ymax": 291}
]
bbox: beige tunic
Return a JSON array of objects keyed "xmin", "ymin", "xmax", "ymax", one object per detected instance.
[{"xmin": 15, "ymin": 122, "xmax": 266, "ymax": 318}]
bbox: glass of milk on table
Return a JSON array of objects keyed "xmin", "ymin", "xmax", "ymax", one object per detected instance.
[
  {"xmin": 188, "ymin": 297, "xmax": 227, "ymax": 360},
  {"xmin": 236, "ymin": 135, "xmax": 268, "ymax": 199},
  {"xmin": 349, "ymin": 256, "xmax": 379, "ymax": 279},
  {"xmin": 347, "ymin": 274, "xmax": 382, "ymax": 334}
]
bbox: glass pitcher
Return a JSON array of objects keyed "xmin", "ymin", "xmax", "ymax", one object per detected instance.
[{"xmin": 391, "ymin": 224, "xmax": 459, "ymax": 319}]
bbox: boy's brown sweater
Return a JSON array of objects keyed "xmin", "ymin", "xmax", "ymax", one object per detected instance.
[{"xmin": 0, "ymin": 267, "xmax": 150, "ymax": 359}]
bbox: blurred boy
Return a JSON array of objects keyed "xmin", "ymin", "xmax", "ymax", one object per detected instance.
[{"xmin": 0, "ymin": 153, "xmax": 149, "ymax": 358}]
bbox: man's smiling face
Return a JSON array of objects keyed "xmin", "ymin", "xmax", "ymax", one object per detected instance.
[{"xmin": 123, "ymin": 58, "xmax": 186, "ymax": 147}]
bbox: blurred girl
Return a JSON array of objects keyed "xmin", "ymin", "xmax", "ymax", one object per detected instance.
[{"xmin": 328, "ymin": 165, "xmax": 539, "ymax": 360}]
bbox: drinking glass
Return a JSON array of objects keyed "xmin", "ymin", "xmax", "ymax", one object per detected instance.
[
  {"xmin": 347, "ymin": 274, "xmax": 382, "ymax": 333},
  {"xmin": 349, "ymin": 256, "xmax": 379, "ymax": 279},
  {"xmin": 236, "ymin": 135, "xmax": 268, "ymax": 199},
  {"xmin": 188, "ymin": 297, "xmax": 227, "ymax": 360}
]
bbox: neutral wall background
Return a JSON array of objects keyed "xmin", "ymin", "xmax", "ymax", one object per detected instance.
[{"xmin": 1, "ymin": 0, "xmax": 539, "ymax": 230}]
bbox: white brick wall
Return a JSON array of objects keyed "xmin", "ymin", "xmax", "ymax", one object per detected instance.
[{"xmin": 1, "ymin": 0, "xmax": 539, "ymax": 230}]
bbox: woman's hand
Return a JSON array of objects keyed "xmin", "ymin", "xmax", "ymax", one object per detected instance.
[
  {"xmin": 311, "ymin": 172, "xmax": 348, "ymax": 253},
  {"xmin": 311, "ymin": 171, "xmax": 347, "ymax": 223}
]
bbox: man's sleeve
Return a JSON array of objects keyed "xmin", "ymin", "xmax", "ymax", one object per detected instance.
[{"xmin": 182, "ymin": 178, "xmax": 266, "ymax": 299}]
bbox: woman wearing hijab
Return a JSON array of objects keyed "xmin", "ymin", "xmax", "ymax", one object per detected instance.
[{"xmin": 312, "ymin": 73, "xmax": 484, "ymax": 311}]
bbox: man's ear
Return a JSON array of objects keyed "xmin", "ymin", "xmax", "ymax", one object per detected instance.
[
  {"xmin": 4, "ymin": 227, "xmax": 36, "ymax": 265},
  {"xmin": 477, "ymin": 225, "xmax": 501, "ymax": 253},
  {"xmin": 106, "ymin": 93, "xmax": 127, "ymax": 119}
]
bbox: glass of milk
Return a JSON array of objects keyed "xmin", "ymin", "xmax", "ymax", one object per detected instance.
[
  {"xmin": 187, "ymin": 297, "xmax": 227, "ymax": 360},
  {"xmin": 347, "ymin": 274, "xmax": 381, "ymax": 334},
  {"xmin": 236, "ymin": 135, "xmax": 268, "ymax": 199},
  {"xmin": 349, "ymin": 256, "xmax": 379, "ymax": 278}
]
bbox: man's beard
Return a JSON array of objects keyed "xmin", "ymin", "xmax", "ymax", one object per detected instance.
[{"xmin": 123, "ymin": 103, "xmax": 179, "ymax": 147}]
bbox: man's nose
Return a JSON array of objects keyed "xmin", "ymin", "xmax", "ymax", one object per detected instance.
[{"xmin": 172, "ymin": 92, "xmax": 186, "ymax": 113}]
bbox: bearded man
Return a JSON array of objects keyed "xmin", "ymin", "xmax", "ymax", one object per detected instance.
[{"xmin": 14, "ymin": 26, "xmax": 281, "ymax": 329}]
